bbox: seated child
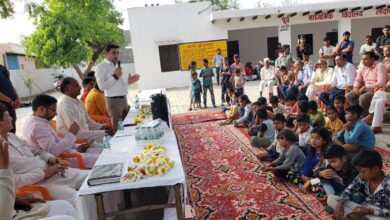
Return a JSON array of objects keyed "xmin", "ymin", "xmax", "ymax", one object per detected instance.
[
  {"xmin": 314, "ymin": 144, "xmax": 358, "ymax": 196},
  {"xmin": 328, "ymin": 149, "xmax": 389, "ymax": 220},
  {"xmin": 333, "ymin": 95, "xmax": 346, "ymax": 123},
  {"xmin": 296, "ymin": 114, "xmax": 313, "ymax": 149},
  {"xmin": 251, "ymin": 109, "xmax": 275, "ymax": 148},
  {"xmin": 257, "ymin": 97, "xmax": 274, "ymax": 119},
  {"xmin": 256, "ymin": 113, "xmax": 286, "ymax": 160},
  {"xmin": 308, "ymin": 100, "xmax": 325, "ymax": 127},
  {"xmin": 278, "ymin": 66, "xmax": 290, "ymax": 98},
  {"xmin": 270, "ymin": 96, "xmax": 286, "ymax": 115},
  {"xmin": 220, "ymin": 92, "xmax": 240, "ymax": 125},
  {"xmin": 285, "ymin": 93, "xmax": 298, "ymax": 118},
  {"xmin": 261, "ymin": 129, "xmax": 306, "ymax": 180},
  {"xmin": 284, "ymin": 127, "xmax": 332, "ymax": 188},
  {"xmin": 325, "ymin": 105, "xmax": 343, "ymax": 135},
  {"xmin": 335, "ymin": 105, "xmax": 376, "ymax": 152},
  {"xmin": 234, "ymin": 95, "xmax": 252, "ymax": 128}
]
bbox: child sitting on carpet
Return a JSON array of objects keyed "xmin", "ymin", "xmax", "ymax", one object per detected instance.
[
  {"xmin": 329, "ymin": 149, "xmax": 389, "ymax": 220},
  {"xmin": 284, "ymin": 93, "xmax": 298, "ymax": 118},
  {"xmin": 296, "ymin": 114, "xmax": 313, "ymax": 150},
  {"xmin": 250, "ymin": 109, "xmax": 275, "ymax": 148},
  {"xmin": 261, "ymin": 129, "xmax": 306, "ymax": 180},
  {"xmin": 308, "ymin": 101, "xmax": 325, "ymax": 127},
  {"xmin": 333, "ymin": 95, "xmax": 346, "ymax": 123},
  {"xmin": 270, "ymin": 96, "xmax": 286, "ymax": 115},
  {"xmin": 256, "ymin": 113, "xmax": 286, "ymax": 161},
  {"xmin": 334, "ymin": 105, "xmax": 375, "ymax": 152},
  {"xmin": 257, "ymin": 97, "xmax": 274, "ymax": 119},
  {"xmin": 313, "ymin": 144, "xmax": 358, "ymax": 196},
  {"xmin": 220, "ymin": 92, "xmax": 240, "ymax": 125},
  {"xmin": 325, "ymin": 105, "xmax": 343, "ymax": 135},
  {"xmin": 234, "ymin": 95, "xmax": 252, "ymax": 128}
]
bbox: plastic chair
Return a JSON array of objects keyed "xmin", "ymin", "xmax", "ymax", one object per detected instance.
[
  {"xmin": 59, "ymin": 152, "xmax": 86, "ymax": 169},
  {"xmin": 90, "ymin": 115, "xmax": 112, "ymax": 127},
  {"xmin": 16, "ymin": 185, "xmax": 53, "ymax": 200}
]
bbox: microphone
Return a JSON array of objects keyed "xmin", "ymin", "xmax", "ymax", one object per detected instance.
[{"xmin": 117, "ymin": 60, "xmax": 121, "ymax": 68}]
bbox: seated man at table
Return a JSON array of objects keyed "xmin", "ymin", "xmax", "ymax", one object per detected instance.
[
  {"xmin": 346, "ymin": 51, "xmax": 387, "ymax": 116},
  {"xmin": 0, "ymin": 103, "xmax": 88, "ymax": 205},
  {"xmin": 57, "ymin": 77, "xmax": 113, "ymax": 142},
  {"xmin": 320, "ymin": 53, "xmax": 356, "ymax": 107},
  {"xmin": 0, "ymin": 138, "xmax": 77, "ymax": 220},
  {"xmin": 22, "ymin": 95, "xmax": 100, "ymax": 169}
]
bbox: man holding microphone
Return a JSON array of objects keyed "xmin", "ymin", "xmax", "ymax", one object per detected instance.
[{"xmin": 96, "ymin": 44, "xmax": 140, "ymax": 130}]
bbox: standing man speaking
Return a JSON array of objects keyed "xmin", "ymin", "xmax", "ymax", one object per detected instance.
[{"xmin": 96, "ymin": 44, "xmax": 140, "ymax": 130}]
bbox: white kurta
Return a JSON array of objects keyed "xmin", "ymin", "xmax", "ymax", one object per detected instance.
[
  {"xmin": 57, "ymin": 95, "xmax": 105, "ymax": 141},
  {"xmin": 369, "ymin": 90, "xmax": 390, "ymax": 128},
  {"xmin": 7, "ymin": 133, "xmax": 89, "ymax": 205},
  {"xmin": 306, "ymin": 67, "xmax": 334, "ymax": 100},
  {"xmin": 259, "ymin": 66, "xmax": 275, "ymax": 93}
]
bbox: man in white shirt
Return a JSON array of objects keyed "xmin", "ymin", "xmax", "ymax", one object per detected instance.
[
  {"xmin": 360, "ymin": 35, "xmax": 377, "ymax": 56},
  {"xmin": 212, "ymin": 48, "xmax": 224, "ymax": 85},
  {"xmin": 57, "ymin": 77, "xmax": 113, "ymax": 141},
  {"xmin": 319, "ymin": 54, "xmax": 357, "ymax": 106},
  {"xmin": 306, "ymin": 59, "xmax": 334, "ymax": 101},
  {"xmin": 319, "ymin": 37, "xmax": 335, "ymax": 67},
  {"xmin": 259, "ymin": 58, "xmax": 275, "ymax": 98},
  {"xmin": 95, "ymin": 44, "xmax": 140, "ymax": 130}
]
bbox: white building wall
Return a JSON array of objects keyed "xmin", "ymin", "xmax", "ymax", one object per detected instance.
[
  {"xmin": 291, "ymin": 21, "xmax": 338, "ymax": 62},
  {"xmin": 10, "ymin": 69, "xmax": 56, "ymax": 98},
  {"xmin": 228, "ymin": 27, "xmax": 278, "ymax": 64},
  {"xmin": 128, "ymin": 2, "xmax": 226, "ymax": 90}
]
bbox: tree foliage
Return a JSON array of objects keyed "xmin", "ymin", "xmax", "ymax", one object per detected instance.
[
  {"xmin": 23, "ymin": 0, "xmax": 124, "ymax": 79},
  {"xmin": 175, "ymin": 0, "xmax": 240, "ymax": 11},
  {"xmin": 0, "ymin": 0, "xmax": 14, "ymax": 18}
]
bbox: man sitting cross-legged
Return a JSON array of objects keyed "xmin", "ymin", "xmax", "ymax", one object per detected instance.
[
  {"xmin": 22, "ymin": 95, "xmax": 100, "ymax": 169},
  {"xmin": 0, "ymin": 104, "xmax": 88, "ymax": 205}
]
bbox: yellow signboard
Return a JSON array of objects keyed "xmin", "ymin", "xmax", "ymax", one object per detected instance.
[{"xmin": 178, "ymin": 40, "xmax": 228, "ymax": 71}]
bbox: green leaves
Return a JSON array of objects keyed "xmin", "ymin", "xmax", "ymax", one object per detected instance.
[
  {"xmin": 23, "ymin": 0, "xmax": 124, "ymax": 77},
  {"xmin": 0, "ymin": 0, "xmax": 14, "ymax": 18}
]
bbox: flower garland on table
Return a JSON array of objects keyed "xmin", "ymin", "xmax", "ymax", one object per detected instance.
[
  {"xmin": 133, "ymin": 104, "xmax": 152, "ymax": 124},
  {"xmin": 121, "ymin": 144, "xmax": 174, "ymax": 183}
]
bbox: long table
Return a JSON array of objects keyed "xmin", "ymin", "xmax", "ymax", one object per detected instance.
[{"xmin": 76, "ymin": 89, "xmax": 186, "ymax": 220}]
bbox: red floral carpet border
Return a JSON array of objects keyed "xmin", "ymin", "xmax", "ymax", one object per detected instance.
[
  {"xmin": 174, "ymin": 120, "xmax": 330, "ymax": 220},
  {"xmin": 172, "ymin": 109, "xmax": 225, "ymax": 125}
]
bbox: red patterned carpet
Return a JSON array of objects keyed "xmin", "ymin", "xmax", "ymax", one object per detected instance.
[
  {"xmin": 174, "ymin": 118, "xmax": 331, "ymax": 219},
  {"xmin": 172, "ymin": 109, "xmax": 225, "ymax": 125}
]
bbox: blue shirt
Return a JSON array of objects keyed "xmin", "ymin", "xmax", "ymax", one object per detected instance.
[
  {"xmin": 199, "ymin": 67, "xmax": 215, "ymax": 87},
  {"xmin": 301, "ymin": 148, "xmax": 320, "ymax": 177},
  {"xmin": 341, "ymin": 40, "xmax": 355, "ymax": 63},
  {"xmin": 297, "ymin": 64, "xmax": 313, "ymax": 85},
  {"xmin": 342, "ymin": 119, "xmax": 375, "ymax": 148},
  {"xmin": 191, "ymin": 78, "xmax": 202, "ymax": 94}
]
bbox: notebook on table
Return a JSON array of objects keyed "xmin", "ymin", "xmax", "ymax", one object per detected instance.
[{"xmin": 87, "ymin": 163, "xmax": 123, "ymax": 186}]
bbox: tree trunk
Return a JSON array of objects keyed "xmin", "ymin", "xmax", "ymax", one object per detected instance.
[
  {"xmin": 83, "ymin": 49, "xmax": 102, "ymax": 76},
  {"xmin": 73, "ymin": 64, "xmax": 84, "ymax": 80}
]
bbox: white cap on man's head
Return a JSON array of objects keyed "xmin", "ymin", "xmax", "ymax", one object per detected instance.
[{"xmin": 263, "ymin": 57, "xmax": 271, "ymax": 63}]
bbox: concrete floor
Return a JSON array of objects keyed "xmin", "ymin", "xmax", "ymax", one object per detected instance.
[{"xmin": 16, "ymin": 80, "xmax": 390, "ymax": 148}]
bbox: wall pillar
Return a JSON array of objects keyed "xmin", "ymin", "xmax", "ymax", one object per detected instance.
[
  {"xmin": 338, "ymin": 19, "xmax": 352, "ymax": 41},
  {"xmin": 278, "ymin": 25, "xmax": 292, "ymax": 47}
]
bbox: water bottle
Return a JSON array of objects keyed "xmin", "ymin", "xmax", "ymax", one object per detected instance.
[
  {"xmin": 103, "ymin": 133, "xmax": 111, "ymax": 150},
  {"xmin": 118, "ymin": 119, "xmax": 124, "ymax": 130},
  {"xmin": 135, "ymin": 95, "xmax": 139, "ymax": 110}
]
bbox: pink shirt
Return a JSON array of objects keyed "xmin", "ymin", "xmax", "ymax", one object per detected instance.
[
  {"xmin": 22, "ymin": 115, "xmax": 76, "ymax": 156},
  {"xmin": 354, "ymin": 61, "xmax": 387, "ymax": 90},
  {"xmin": 230, "ymin": 62, "xmax": 245, "ymax": 76}
]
